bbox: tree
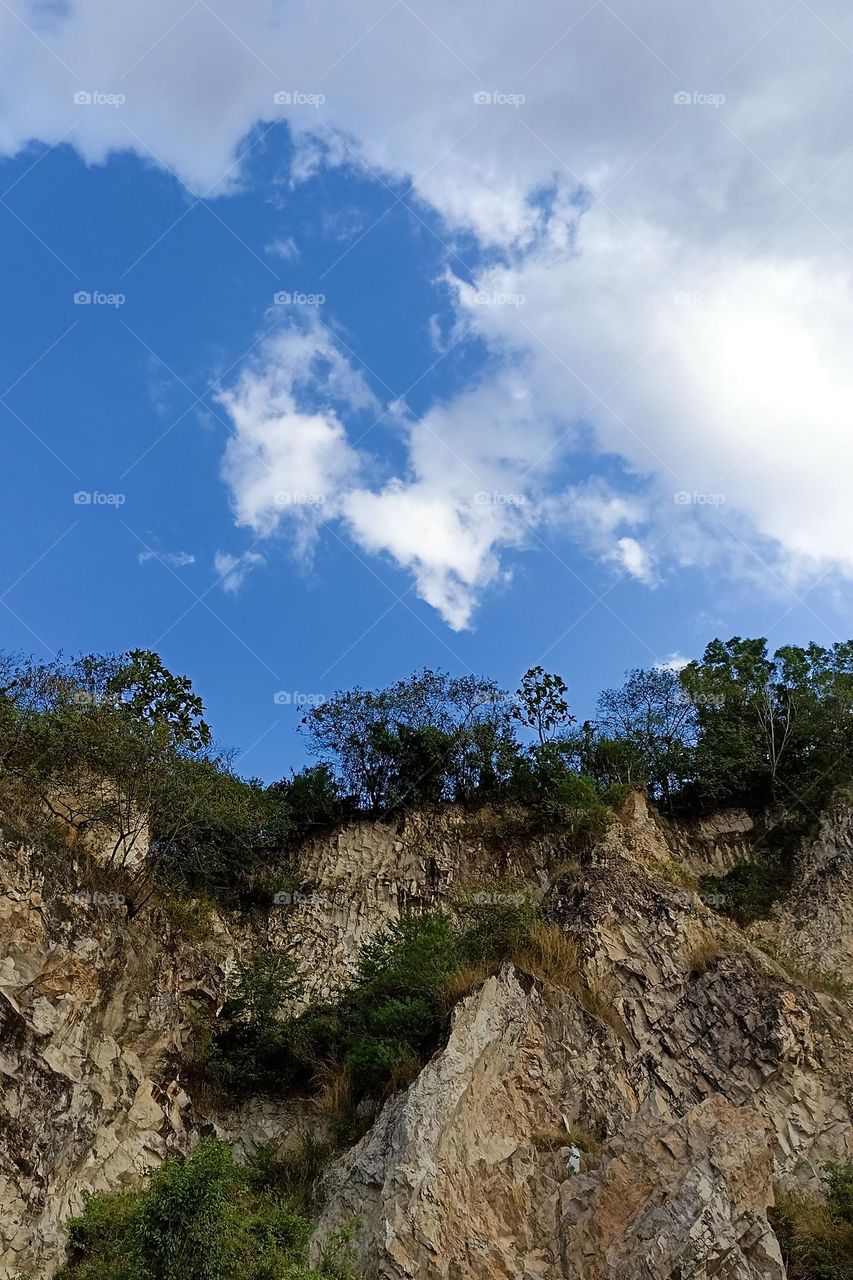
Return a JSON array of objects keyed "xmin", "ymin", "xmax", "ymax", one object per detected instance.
[
  {"xmin": 105, "ymin": 649, "xmax": 211, "ymax": 753},
  {"xmin": 596, "ymin": 666, "xmax": 697, "ymax": 804},
  {"xmin": 681, "ymin": 638, "xmax": 799, "ymax": 805},
  {"xmin": 513, "ymin": 667, "xmax": 575, "ymax": 744},
  {"xmin": 300, "ymin": 669, "xmax": 517, "ymax": 810}
]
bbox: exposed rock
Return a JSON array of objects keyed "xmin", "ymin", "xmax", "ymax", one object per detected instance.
[
  {"xmin": 748, "ymin": 795, "xmax": 853, "ymax": 986},
  {"xmin": 312, "ymin": 834, "xmax": 852, "ymax": 1278},
  {"xmin": 2, "ymin": 795, "xmax": 852, "ymax": 1278},
  {"xmin": 558, "ymin": 1097, "xmax": 784, "ymax": 1280}
]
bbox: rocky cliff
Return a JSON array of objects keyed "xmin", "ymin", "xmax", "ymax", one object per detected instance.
[{"xmin": 1, "ymin": 795, "xmax": 851, "ymax": 1279}]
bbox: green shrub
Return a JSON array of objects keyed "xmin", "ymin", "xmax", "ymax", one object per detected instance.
[
  {"xmin": 209, "ymin": 892, "xmax": 544, "ymax": 1109},
  {"xmin": 59, "ymin": 1140, "xmax": 359, "ymax": 1280}
]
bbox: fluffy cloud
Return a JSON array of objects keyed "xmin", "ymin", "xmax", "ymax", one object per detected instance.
[
  {"xmin": 217, "ymin": 320, "xmax": 375, "ymax": 549},
  {"xmin": 7, "ymin": 0, "xmax": 853, "ymax": 618}
]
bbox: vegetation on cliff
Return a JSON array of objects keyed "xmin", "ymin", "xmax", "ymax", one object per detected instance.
[{"xmin": 57, "ymin": 1139, "xmax": 358, "ymax": 1280}]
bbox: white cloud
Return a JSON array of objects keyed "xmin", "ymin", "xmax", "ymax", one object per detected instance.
[
  {"xmin": 217, "ymin": 319, "xmax": 376, "ymax": 550},
  {"xmin": 213, "ymin": 549, "xmax": 264, "ymax": 594},
  {"xmin": 656, "ymin": 652, "xmax": 689, "ymax": 672},
  {"xmin": 7, "ymin": 0, "xmax": 853, "ymax": 618},
  {"xmin": 137, "ymin": 549, "xmax": 195, "ymax": 568},
  {"xmin": 265, "ymin": 236, "xmax": 299, "ymax": 261},
  {"xmin": 612, "ymin": 536, "xmax": 657, "ymax": 586}
]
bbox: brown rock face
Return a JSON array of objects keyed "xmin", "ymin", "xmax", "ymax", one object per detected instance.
[
  {"xmin": 559, "ymin": 1097, "xmax": 784, "ymax": 1279},
  {"xmin": 312, "ymin": 825, "xmax": 852, "ymax": 1279},
  {"xmin": 2, "ymin": 796, "xmax": 852, "ymax": 1279}
]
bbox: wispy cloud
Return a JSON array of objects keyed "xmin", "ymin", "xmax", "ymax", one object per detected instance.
[
  {"xmin": 213, "ymin": 550, "xmax": 265, "ymax": 594},
  {"xmin": 138, "ymin": 549, "xmax": 196, "ymax": 569}
]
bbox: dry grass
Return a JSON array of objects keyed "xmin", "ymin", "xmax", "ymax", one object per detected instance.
[
  {"xmin": 312, "ymin": 1061, "xmax": 353, "ymax": 1125},
  {"xmin": 513, "ymin": 923, "xmax": 626, "ymax": 1035},
  {"xmin": 532, "ymin": 1126, "xmax": 567, "ymax": 1151},
  {"xmin": 685, "ymin": 933, "xmax": 725, "ymax": 975},
  {"xmin": 649, "ymin": 855, "xmax": 700, "ymax": 891},
  {"xmin": 513, "ymin": 922, "xmax": 581, "ymax": 986},
  {"xmin": 441, "ymin": 959, "xmax": 497, "ymax": 1010},
  {"xmin": 532, "ymin": 1123, "xmax": 604, "ymax": 1171},
  {"xmin": 771, "ymin": 1185, "xmax": 853, "ymax": 1277},
  {"xmin": 386, "ymin": 1049, "xmax": 422, "ymax": 1094}
]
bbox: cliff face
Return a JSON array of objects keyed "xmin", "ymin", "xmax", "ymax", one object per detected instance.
[{"xmin": 1, "ymin": 796, "xmax": 851, "ymax": 1280}]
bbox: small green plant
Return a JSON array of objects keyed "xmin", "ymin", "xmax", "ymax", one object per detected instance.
[{"xmin": 770, "ymin": 1161, "xmax": 853, "ymax": 1279}]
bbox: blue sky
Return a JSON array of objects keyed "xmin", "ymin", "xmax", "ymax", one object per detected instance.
[{"xmin": 2, "ymin": 1, "xmax": 852, "ymax": 781}]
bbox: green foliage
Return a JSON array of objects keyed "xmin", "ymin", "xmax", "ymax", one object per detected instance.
[
  {"xmin": 105, "ymin": 649, "xmax": 211, "ymax": 752},
  {"xmin": 509, "ymin": 743, "xmax": 614, "ymax": 843},
  {"xmin": 513, "ymin": 666, "xmax": 574, "ymax": 744},
  {"xmin": 452, "ymin": 881, "xmax": 541, "ymax": 966},
  {"xmin": 211, "ymin": 891, "xmax": 545, "ymax": 1106},
  {"xmin": 771, "ymin": 1162, "xmax": 853, "ymax": 1279},
  {"xmin": 274, "ymin": 766, "xmax": 340, "ymax": 838},
  {"xmin": 206, "ymin": 950, "xmax": 303, "ymax": 1091},
  {"xmin": 135, "ymin": 1138, "xmax": 234, "ymax": 1280},
  {"xmin": 594, "ymin": 666, "xmax": 697, "ymax": 805},
  {"xmin": 681, "ymin": 637, "xmax": 853, "ymax": 810},
  {"xmin": 299, "ymin": 668, "xmax": 517, "ymax": 810},
  {"xmin": 58, "ymin": 1140, "xmax": 360, "ymax": 1280},
  {"xmin": 228, "ymin": 949, "xmax": 303, "ymax": 1027},
  {"xmin": 700, "ymin": 852, "xmax": 796, "ymax": 926}
]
